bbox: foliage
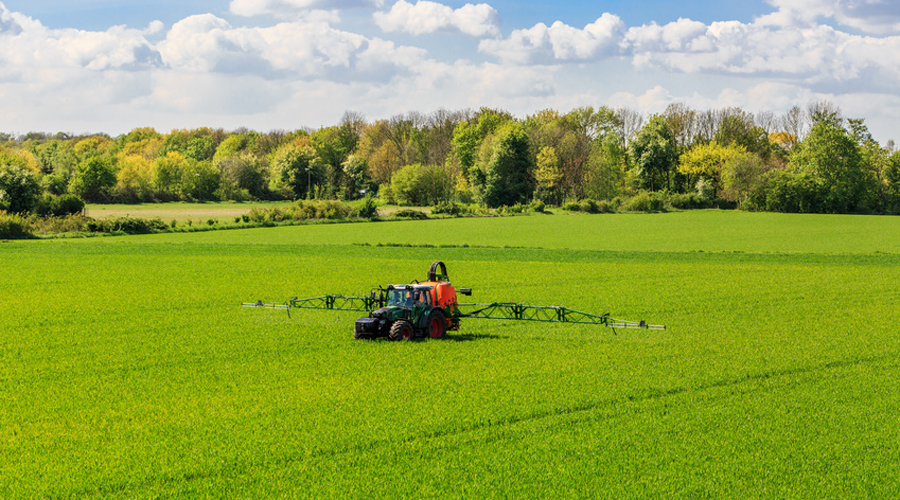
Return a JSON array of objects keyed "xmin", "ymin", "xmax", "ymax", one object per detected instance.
[
  {"xmin": 764, "ymin": 170, "xmax": 825, "ymax": 213},
  {"xmin": 678, "ymin": 141, "xmax": 745, "ymax": 193},
  {"xmin": 471, "ymin": 124, "xmax": 533, "ymax": 208},
  {"xmin": 84, "ymin": 216, "xmax": 169, "ymax": 234},
  {"xmin": 534, "ymin": 146, "xmax": 563, "ymax": 204},
  {"xmin": 246, "ymin": 200, "xmax": 356, "ymax": 222},
  {"xmin": 629, "ymin": 116, "xmax": 677, "ymax": 191},
  {"xmin": 432, "ymin": 201, "xmax": 472, "ymax": 217},
  {"xmin": 357, "ymin": 195, "xmax": 379, "ymax": 219},
  {"xmin": 623, "ymin": 191, "xmax": 666, "ymax": 212},
  {"xmin": 0, "ymin": 164, "xmax": 41, "ymax": 213},
  {"xmin": 0, "ymin": 211, "xmax": 34, "ymax": 238},
  {"xmin": 271, "ymin": 143, "xmax": 321, "ymax": 200},
  {"xmin": 390, "ymin": 163, "xmax": 454, "ymax": 206},
  {"xmin": 789, "ymin": 120, "xmax": 878, "ymax": 213},
  {"xmin": 392, "ymin": 208, "xmax": 429, "ymax": 219}
]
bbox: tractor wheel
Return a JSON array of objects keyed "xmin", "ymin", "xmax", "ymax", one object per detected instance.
[
  {"xmin": 389, "ymin": 320, "xmax": 414, "ymax": 342},
  {"xmin": 353, "ymin": 329, "xmax": 367, "ymax": 340},
  {"xmin": 427, "ymin": 310, "xmax": 446, "ymax": 339}
]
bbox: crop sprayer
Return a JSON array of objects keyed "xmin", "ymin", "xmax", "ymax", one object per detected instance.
[{"xmin": 242, "ymin": 261, "xmax": 665, "ymax": 340}]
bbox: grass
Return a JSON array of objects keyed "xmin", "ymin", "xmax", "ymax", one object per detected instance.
[{"xmin": 2, "ymin": 211, "xmax": 900, "ymax": 498}]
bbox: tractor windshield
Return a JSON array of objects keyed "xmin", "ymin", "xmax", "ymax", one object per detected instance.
[{"xmin": 387, "ymin": 288, "xmax": 413, "ymax": 307}]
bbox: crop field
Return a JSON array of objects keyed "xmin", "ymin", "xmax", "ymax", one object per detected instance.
[{"xmin": 2, "ymin": 211, "xmax": 900, "ymax": 498}]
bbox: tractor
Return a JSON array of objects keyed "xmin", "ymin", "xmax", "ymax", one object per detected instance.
[
  {"xmin": 243, "ymin": 261, "xmax": 665, "ymax": 339},
  {"xmin": 354, "ymin": 261, "xmax": 471, "ymax": 341}
]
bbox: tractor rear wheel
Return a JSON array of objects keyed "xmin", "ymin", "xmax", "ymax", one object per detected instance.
[
  {"xmin": 389, "ymin": 320, "xmax": 414, "ymax": 341},
  {"xmin": 427, "ymin": 310, "xmax": 446, "ymax": 339}
]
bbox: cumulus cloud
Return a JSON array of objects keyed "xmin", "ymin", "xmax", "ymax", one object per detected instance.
[
  {"xmin": 374, "ymin": 0, "xmax": 500, "ymax": 37},
  {"xmin": 478, "ymin": 13, "xmax": 625, "ymax": 63},
  {"xmin": 230, "ymin": 0, "xmax": 383, "ymax": 18},
  {"xmin": 760, "ymin": 0, "xmax": 900, "ymax": 34}
]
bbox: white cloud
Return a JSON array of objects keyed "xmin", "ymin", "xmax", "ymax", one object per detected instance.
[
  {"xmin": 230, "ymin": 0, "xmax": 383, "ymax": 18},
  {"xmin": 478, "ymin": 13, "xmax": 625, "ymax": 63},
  {"xmin": 374, "ymin": 0, "xmax": 500, "ymax": 37},
  {"xmin": 760, "ymin": 0, "xmax": 900, "ymax": 34}
]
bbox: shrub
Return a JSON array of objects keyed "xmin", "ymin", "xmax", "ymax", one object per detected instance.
[
  {"xmin": 596, "ymin": 199, "xmax": 617, "ymax": 213},
  {"xmin": 0, "ymin": 211, "xmax": 34, "ymax": 239},
  {"xmin": 357, "ymin": 195, "xmax": 379, "ymax": 219},
  {"xmin": 51, "ymin": 194, "xmax": 85, "ymax": 216},
  {"xmin": 85, "ymin": 217, "xmax": 168, "ymax": 234},
  {"xmin": 0, "ymin": 165, "xmax": 41, "ymax": 214},
  {"xmin": 528, "ymin": 200, "xmax": 546, "ymax": 213},
  {"xmin": 393, "ymin": 209, "xmax": 428, "ymax": 219},
  {"xmin": 580, "ymin": 199, "xmax": 599, "ymax": 214},
  {"xmin": 432, "ymin": 201, "xmax": 466, "ymax": 216},
  {"xmin": 669, "ymin": 193, "xmax": 711, "ymax": 210},
  {"xmin": 563, "ymin": 201, "xmax": 582, "ymax": 212},
  {"xmin": 624, "ymin": 192, "xmax": 666, "ymax": 212}
]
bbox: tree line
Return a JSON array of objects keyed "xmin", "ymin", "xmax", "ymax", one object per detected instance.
[{"xmin": 2, "ymin": 101, "xmax": 899, "ymax": 216}]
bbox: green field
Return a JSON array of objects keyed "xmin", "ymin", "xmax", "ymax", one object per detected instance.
[{"xmin": 2, "ymin": 211, "xmax": 900, "ymax": 498}]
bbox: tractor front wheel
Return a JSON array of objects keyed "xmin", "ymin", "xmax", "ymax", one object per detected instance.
[
  {"xmin": 389, "ymin": 320, "xmax": 414, "ymax": 341},
  {"xmin": 427, "ymin": 310, "xmax": 446, "ymax": 339}
]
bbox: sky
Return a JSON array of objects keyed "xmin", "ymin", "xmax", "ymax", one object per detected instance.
[{"xmin": 1, "ymin": 0, "xmax": 899, "ymax": 143}]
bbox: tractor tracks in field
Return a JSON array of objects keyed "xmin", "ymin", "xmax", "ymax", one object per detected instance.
[{"xmin": 62, "ymin": 351, "xmax": 899, "ymax": 498}]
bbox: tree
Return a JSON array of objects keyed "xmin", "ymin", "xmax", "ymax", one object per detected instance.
[
  {"xmin": 534, "ymin": 146, "xmax": 562, "ymax": 205},
  {"xmin": 584, "ymin": 133, "xmax": 627, "ymax": 201},
  {"xmin": 154, "ymin": 152, "xmax": 188, "ymax": 201},
  {"xmin": 390, "ymin": 163, "xmax": 454, "ymax": 206},
  {"xmin": 72, "ymin": 156, "xmax": 116, "ymax": 202},
  {"xmin": 342, "ymin": 154, "xmax": 372, "ymax": 197},
  {"xmin": 0, "ymin": 164, "xmax": 41, "ymax": 213},
  {"xmin": 271, "ymin": 143, "xmax": 321, "ymax": 199},
  {"xmin": 629, "ymin": 117, "xmax": 677, "ymax": 191},
  {"xmin": 182, "ymin": 160, "xmax": 221, "ymax": 202},
  {"xmin": 217, "ymin": 152, "xmax": 267, "ymax": 200},
  {"xmin": 789, "ymin": 120, "xmax": 877, "ymax": 213},
  {"xmin": 678, "ymin": 141, "xmax": 745, "ymax": 195},
  {"xmin": 114, "ymin": 154, "xmax": 154, "ymax": 202},
  {"xmin": 721, "ymin": 151, "xmax": 767, "ymax": 208},
  {"xmin": 472, "ymin": 124, "xmax": 533, "ymax": 207}
]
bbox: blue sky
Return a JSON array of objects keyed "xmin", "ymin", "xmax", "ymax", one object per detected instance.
[{"xmin": 1, "ymin": 0, "xmax": 899, "ymax": 143}]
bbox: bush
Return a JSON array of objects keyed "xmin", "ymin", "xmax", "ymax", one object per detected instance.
[
  {"xmin": 0, "ymin": 165, "xmax": 41, "ymax": 214},
  {"xmin": 52, "ymin": 194, "xmax": 85, "ymax": 216},
  {"xmin": 357, "ymin": 195, "xmax": 379, "ymax": 219},
  {"xmin": 528, "ymin": 200, "xmax": 546, "ymax": 213},
  {"xmin": 563, "ymin": 201, "xmax": 582, "ymax": 212},
  {"xmin": 624, "ymin": 192, "xmax": 666, "ymax": 212},
  {"xmin": 669, "ymin": 193, "xmax": 712, "ymax": 210},
  {"xmin": 393, "ymin": 209, "xmax": 428, "ymax": 219},
  {"xmin": 596, "ymin": 199, "xmax": 617, "ymax": 213},
  {"xmin": 0, "ymin": 211, "xmax": 35, "ymax": 239},
  {"xmin": 85, "ymin": 217, "xmax": 168, "ymax": 234},
  {"xmin": 432, "ymin": 201, "xmax": 465, "ymax": 216},
  {"xmin": 580, "ymin": 199, "xmax": 599, "ymax": 214}
]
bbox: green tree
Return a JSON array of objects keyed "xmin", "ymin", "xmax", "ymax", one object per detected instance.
[
  {"xmin": 629, "ymin": 117, "xmax": 677, "ymax": 191},
  {"xmin": 154, "ymin": 152, "xmax": 189, "ymax": 201},
  {"xmin": 391, "ymin": 163, "xmax": 454, "ymax": 206},
  {"xmin": 472, "ymin": 124, "xmax": 533, "ymax": 207},
  {"xmin": 182, "ymin": 160, "xmax": 221, "ymax": 202},
  {"xmin": 534, "ymin": 146, "xmax": 562, "ymax": 205},
  {"xmin": 678, "ymin": 141, "xmax": 745, "ymax": 195},
  {"xmin": 789, "ymin": 120, "xmax": 877, "ymax": 213},
  {"xmin": 0, "ymin": 164, "xmax": 41, "ymax": 213},
  {"xmin": 271, "ymin": 144, "xmax": 321, "ymax": 199},
  {"xmin": 72, "ymin": 156, "xmax": 116, "ymax": 202}
]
